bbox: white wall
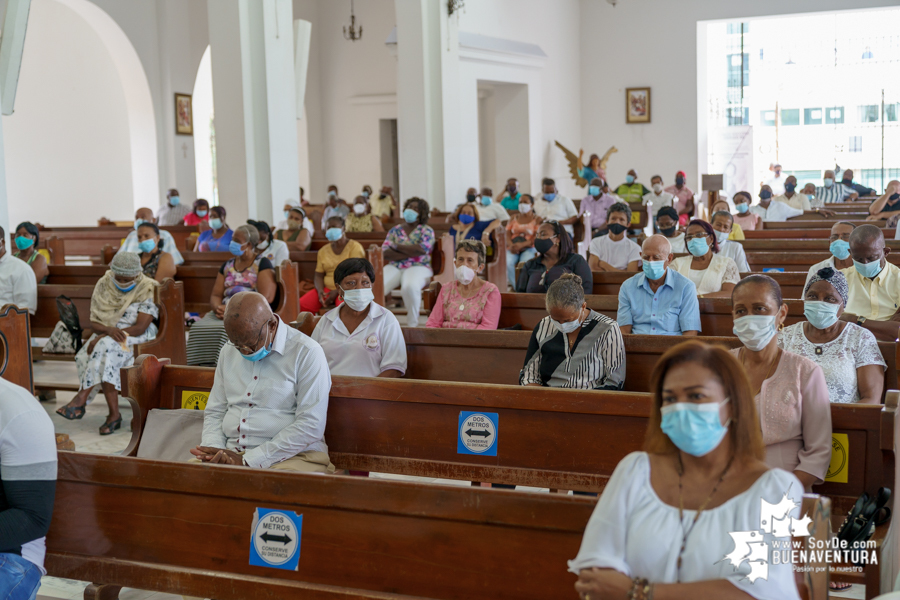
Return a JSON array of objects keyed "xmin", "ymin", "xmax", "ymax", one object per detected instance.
[
  {"xmin": 579, "ymin": 0, "xmax": 900, "ymax": 196},
  {"xmin": 3, "ymin": 0, "xmax": 133, "ymax": 226},
  {"xmin": 460, "ymin": 0, "xmax": 582, "ymax": 200}
]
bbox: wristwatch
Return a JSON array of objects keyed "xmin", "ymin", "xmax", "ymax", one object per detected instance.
[{"xmin": 857, "ymin": 315, "xmax": 868, "ymax": 326}]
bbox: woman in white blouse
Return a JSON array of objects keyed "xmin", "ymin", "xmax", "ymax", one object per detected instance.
[
  {"xmin": 779, "ymin": 266, "xmax": 885, "ymax": 404},
  {"xmin": 570, "ymin": 341, "xmax": 802, "ymax": 600},
  {"xmin": 671, "ymin": 219, "xmax": 739, "ymax": 298},
  {"xmin": 311, "ymin": 258, "xmax": 407, "ymax": 378}
]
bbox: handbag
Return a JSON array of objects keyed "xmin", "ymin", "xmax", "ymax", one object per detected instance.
[
  {"xmin": 55, "ymin": 295, "xmax": 84, "ymax": 353},
  {"xmin": 836, "ymin": 487, "xmax": 891, "ymax": 563}
]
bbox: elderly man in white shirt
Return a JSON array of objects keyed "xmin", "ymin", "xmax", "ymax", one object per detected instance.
[
  {"xmin": 0, "ymin": 228, "xmax": 37, "ymax": 315},
  {"xmin": 533, "ymin": 177, "xmax": 578, "ymax": 237},
  {"xmin": 117, "ymin": 207, "xmax": 185, "ymax": 265},
  {"xmin": 190, "ymin": 291, "xmax": 334, "ymax": 472}
]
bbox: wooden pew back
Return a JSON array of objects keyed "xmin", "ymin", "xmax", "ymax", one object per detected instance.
[
  {"xmin": 0, "ymin": 305, "xmax": 33, "ymax": 392},
  {"xmin": 591, "ymin": 270, "xmax": 809, "ymax": 299}
]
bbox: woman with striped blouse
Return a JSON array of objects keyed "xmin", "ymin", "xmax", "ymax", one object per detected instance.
[{"xmin": 520, "ymin": 273, "xmax": 625, "ymax": 389}]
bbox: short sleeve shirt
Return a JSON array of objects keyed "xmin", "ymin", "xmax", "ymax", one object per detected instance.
[
  {"xmin": 312, "ymin": 302, "xmax": 408, "ymax": 377},
  {"xmin": 316, "ymin": 240, "xmax": 366, "ymax": 289},
  {"xmin": 588, "ymin": 235, "xmax": 641, "ymax": 270}
]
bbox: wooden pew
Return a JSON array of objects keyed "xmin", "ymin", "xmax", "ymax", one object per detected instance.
[
  {"xmin": 176, "ymin": 263, "xmax": 299, "ymax": 320},
  {"xmin": 0, "ymin": 304, "xmax": 33, "ymax": 393},
  {"xmin": 740, "ymin": 239, "xmax": 900, "ymax": 252},
  {"xmin": 591, "ymin": 270, "xmax": 809, "ymax": 299},
  {"xmin": 496, "ymin": 293, "xmax": 806, "ymax": 334},
  {"xmin": 39, "ymin": 225, "xmax": 197, "ymax": 262},
  {"xmin": 744, "ymin": 229, "xmax": 892, "ymax": 239},
  {"xmin": 746, "ymin": 252, "xmax": 900, "ymax": 272},
  {"xmin": 763, "ymin": 221, "xmax": 885, "ymax": 230}
]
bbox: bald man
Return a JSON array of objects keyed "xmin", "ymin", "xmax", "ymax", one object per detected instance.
[
  {"xmin": 616, "ymin": 234, "xmax": 700, "ymax": 336},
  {"xmin": 116, "ymin": 207, "xmax": 185, "ymax": 265},
  {"xmin": 840, "ymin": 224, "xmax": 900, "ymax": 341},
  {"xmin": 191, "ymin": 292, "xmax": 334, "ymax": 472},
  {"xmin": 867, "ymin": 180, "xmax": 900, "ymax": 221}
]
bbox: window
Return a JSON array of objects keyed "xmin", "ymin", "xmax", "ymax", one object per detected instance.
[
  {"xmin": 780, "ymin": 109, "xmax": 800, "ymax": 126},
  {"xmin": 727, "ymin": 53, "xmax": 750, "ymax": 88},
  {"xmin": 858, "ymin": 105, "xmax": 879, "ymax": 123},
  {"xmin": 784, "ymin": 170, "xmax": 822, "ymax": 186},
  {"xmin": 726, "ymin": 107, "xmax": 749, "ymax": 126},
  {"xmin": 861, "ymin": 168, "xmax": 900, "ymax": 193},
  {"xmin": 804, "ymin": 108, "xmax": 823, "ymax": 125},
  {"xmin": 886, "ymin": 103, "xmax": 899, "ymax": 122},
  {"xmin": 825, "ymin": 107, "xmax": 844, "ymax": 124},
  {"xmin": 849, "ymin": 136, "xmax": 863, "ymax": 152},
  {"xmin": 727, "ymin": 22, "xmax": 749, "ymax": 34},
  {"xmin": 760, "ymin": 110, "xmax": 776, "ymax": 126}
]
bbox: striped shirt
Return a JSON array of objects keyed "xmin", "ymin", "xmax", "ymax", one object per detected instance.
[
  {"xmin": 0, "ymin": 377, "xmax": 57, "ymax": 573},
  {"xmin": 201, "ymin": 316, "xmax": 332, "ymax": 469},
  {"xmin": 520, "ymin": 310, "xmax": 625, "ymax": 389},
  {"xmin": 816, "ymin": 183, "xmax": 854, "ymax": 204}
]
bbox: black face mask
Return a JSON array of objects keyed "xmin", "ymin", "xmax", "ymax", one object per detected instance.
[
  {"xmin": 889, "ymin": 193, "xmax": 900, "ymax": 203},
  {"xmin": 675, "ymin": 177, "xmax": 685, "ymax": 186},
  {"xmin": 379, "ymin": 193, "xmax": 386, "ymax": 200},
  {"xmin": 507, "ymin": 186, "xmax": 517, "ymax": 195},
  {"xmin": 784, "ymin": 183, "xmax": 796, "ymax": 193},
  {"xmin": 607, "ymin": 223, "xmax": 628, "ymax": 235},
  {"xmin": 842, "ymin": 179, "xmax": 853, "ymax": 186},
  {"xmin": 760, "ymin": 190, "xmax": 772, "ymax": 200},
  {"xmin": 658, "ymin": 225, "xmax": 676, "ymax": 237},
  {"xmin": 466, "ymin": 194, "xmax": 477, "ymax": 203},
  {"xmin": 533, "ymin": 238, "xmax": 555, "ymax": 255}
]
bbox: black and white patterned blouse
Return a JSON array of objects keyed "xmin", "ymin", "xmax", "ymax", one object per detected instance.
[{"xmin": 520, "ymin": 310, "xmax": 626, "ymax": 390}]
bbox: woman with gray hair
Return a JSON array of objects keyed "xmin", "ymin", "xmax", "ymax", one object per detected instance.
[
  {"xmin": 55, "ymin": 252, "xmax": 160, "ymax": 434},
  {"xmin": 779, "ymin": 266, "xmax": 885, "ymax": 404},
  {"xmin": 186, "ymin": 224, "xmax": 277, "ymax": 366},
  {"xmin": 520, "ymin": 273, "xmax": 625, "ymax": 389}
]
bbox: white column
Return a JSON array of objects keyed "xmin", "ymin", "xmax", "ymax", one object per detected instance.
[
  {"xmin": 207, "ymin": 0, "xmax": 299, "ymax": 225},
  {"xmin": 394, "ymin": 0, "xmax": 460, "ymax": 211}
]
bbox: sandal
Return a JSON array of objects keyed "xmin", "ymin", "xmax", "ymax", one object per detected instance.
[
  {"xmin": 56, "ymin": 404, "xmax": 86, "ymax": 420},
  {"xmin": 830, "ymin": 581, "xmax": 852, "ymax": 590},
  {"xmin": 99, "ymin": 416, "xmax": 122, "ymax": 436}
]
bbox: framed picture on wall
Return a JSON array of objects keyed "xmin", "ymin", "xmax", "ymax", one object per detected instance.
[
  {"xmin": 175, "ymin": 93, "xmax": 193, "ymax": 135},
  {"xmin": 626, "ymin": 87, "xmax": 650, "ymax": 123}
]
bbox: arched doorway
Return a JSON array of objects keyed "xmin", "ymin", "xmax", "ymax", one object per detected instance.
[{"xmin": 192, "ymin": 45, "xmax": 216, "ymax": 206}]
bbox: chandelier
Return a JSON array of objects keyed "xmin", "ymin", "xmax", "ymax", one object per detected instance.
[{"xmin": 343, "ymin": 0, "xmax": 362, "ymax": 42}]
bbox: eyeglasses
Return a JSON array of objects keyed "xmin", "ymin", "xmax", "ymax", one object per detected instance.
[{"xmin": 227, "ymin": 318, "xmax": 273, "ymax": 355}]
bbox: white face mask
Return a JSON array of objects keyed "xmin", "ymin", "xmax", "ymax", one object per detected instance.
[
  {"xmin": 353, "ymin": 203, "xmax": 366, "ymax": 215},
  {"xmin": 652, "ymin": 183, "xmax": 663, "ymax": 194},
  {"xmin": 256, "ymin": 240, "xmax": 270, "ymax": 250},
  {"xmin": 552, "ymin": 311, "xmax": 584, "ymax": 334},
  {"xmin": 341, "ymin": 287, "xmax": 374, "ymax": 311},
  {"xmin": 714, "ymin": 230, "xmax": 729, "ymax": 245},
  {"xmin": 518, "ymin": 203, "xmax": 533, "ymax": 214},
  {"xmin": 733, "ymin": 315, "xmax": 778, "ymax": 351},
  {"xmin": 455, "ymin": 265, "xmax": 476, "ymax": 285}
]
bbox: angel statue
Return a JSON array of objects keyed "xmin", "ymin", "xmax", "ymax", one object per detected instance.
[{"xmin": 555, "ymin": 141, "xmax": 618, "ymax": 188}]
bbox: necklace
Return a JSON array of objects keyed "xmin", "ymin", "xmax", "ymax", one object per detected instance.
[
  {"xmin": 676, "ymin": 453, "xmax": 734, "ymax": 582},
  {"xmin": 739, "ymin": 347, "xmax": 780, "ymax": 396}
]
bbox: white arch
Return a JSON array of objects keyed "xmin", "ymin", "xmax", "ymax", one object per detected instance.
[
  {"xmin": 51, "ymin": 0, "xmax": 159, "ymax": 211},
  {"xmin": 192, "ymin": 45, "xmax": 215, "ymax": 205}
]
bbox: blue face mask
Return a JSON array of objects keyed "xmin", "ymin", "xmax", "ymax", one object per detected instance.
[
  {"xmin": 362, "ymin": 190, "xmax": 370, "ymax": 198},
  {"xmin": 642, "ymin": 259, "xmax": 666, "ymax": 281},
  {"xmin": 169, "ymin": 195, "xmax": 181, "ymax": 206},
  {"xmin": 403, "ymin": 208, "xmax": 419, "ymax": 224},
  {"xmin": 735, "ymin": 202, "xmax": 749, "ymax": 214},
  {"xmin": 325, "ymin": 227, "xmax": 343, "ymax": 242},
  {"xmin": 759, "ymin": 190, "xmax": 772, "ymax": 200},
  {"xmin": 138, "ymin": 239, "xmax": 157, "ymax": 253},
  {"xmin": 196, "ymin": 210, "xmax": 208, "ymax": 218},
  {"xmin": 588, "ymin": 185, "xmax": 601, "ymax": 196},
  {"xmin": 625, "ymin": 175, "xmax": 635, "ymax": 184},
  {"xmin": 240, "ymin": 322, "xmax": 274, "ymax": 362},
  {"xmin": 134, "ymin": 218, "xmax": 145, "ymax": 230},
  {"xmin": 210, "ymin": 218, "xmax": 223, "ymax": 230},
  {"xmin": 229, "ymin": 240, "xmax": 244, "ymax": 256},
  {"xmin": 328, "ymin": 190, "xmax": 337, "ymax": 198},
  {"xmin": 854, "ymin": 258, "xmax": 884, "ymax": 279},
  {"xmin": 661, "ymin": 399, "xmax": 731, "ymax": 457},
  {"xmin": 284, "ymin": 211, "xmax": 291, "ymax": 220},
  {"xmin": 459, "ymin": 213, "xmax": 475, "ymax": 225},
  {"xmin": 114, "ymin": 280, "xmax": 138, "ymax": 293},
  {"xmin": 804, "ymin": 300, "xmax": 841, "ymax": 330},
  {"xmin": 543, "ymin": 193, "xmax": 557, "ymax": 202},
  {"xmin": 823, "ymin": 178, "xmax": 834, "ymax": 188},
  {"xmin": 14, "ymin": 236, "xmax": 33, "ymax": 250},
  {"xmin": 830, "ymin": 239, "xmax": 851, "ymax": 260},
  {"xmin": 481, "ymin": 195, "xmax": 492, "ymax": 206},
  {"xmin": 687, "ymin": 237, "xmax": 710, "ymax": 257}
]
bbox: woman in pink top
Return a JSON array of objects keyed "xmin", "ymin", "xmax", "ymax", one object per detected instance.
[
  {"xmin": 729, "ymin": 274, "xmax": 832, "ymax": 491},
  {"xmin": 426, "ymin": 239, "xmax": 501, "ymax": 330},
  {"xmin": 731, "ymin": 190, "xmax": 761, "ymax": 231}
]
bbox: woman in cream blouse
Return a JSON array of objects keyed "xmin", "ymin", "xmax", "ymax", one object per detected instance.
[{"xmin": 671, "ymin": 219, "xmax": 740, "ymax": 298}]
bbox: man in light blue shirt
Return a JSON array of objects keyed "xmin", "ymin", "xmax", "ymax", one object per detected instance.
[
  {"xmin": 617, "ymin": 234, "xmax": 701, "ymax": 336},
  {"xmin": 116, "ymin": 207, "xmax": 184, "ymax": 265}
]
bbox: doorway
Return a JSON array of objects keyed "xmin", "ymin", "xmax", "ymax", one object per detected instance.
[{"xmin": 477, "ymin": 81, "xmax": 529, "ymax": 194}]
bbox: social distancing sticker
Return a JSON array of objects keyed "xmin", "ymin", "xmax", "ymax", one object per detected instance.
[
  {"xmin": 181, "ymin": 390, "xmax": 209, "ymax": 410},
  {"xmin": 825, "ymin": 433, "xmax": 849, "ymax": 484},
  {"xmin": 249, "ymin": 508, "xmax": 303, "ymax": 571},
  {"xmin": 458, "ymin": 411, "xmax": 498, "ymax": 456}
]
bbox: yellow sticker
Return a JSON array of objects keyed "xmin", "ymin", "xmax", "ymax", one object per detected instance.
[
  {"xmin": 181, "ymin": 390, "xmax": 209, "ymax": 410},
  {"xmin": 825, "ymin": 433, "xmax": 849, "ymax": 483},
  {"xmin": 630, "ymin": 211, "xmax": 641, "ymax": 224}
]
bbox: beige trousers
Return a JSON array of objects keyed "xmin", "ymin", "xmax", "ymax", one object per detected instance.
[{"xmin": 182, "ymin": 451, "xmax": 335, "ymax": 600}]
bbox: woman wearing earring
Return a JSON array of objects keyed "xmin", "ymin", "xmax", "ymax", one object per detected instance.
[
  {"xmin": 570, "ymin": 341, "xmax": 803, "ymax": 600},
  {"xmin": 730, "ymin": 275, "xmax": 831, "ymax": 491}
]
